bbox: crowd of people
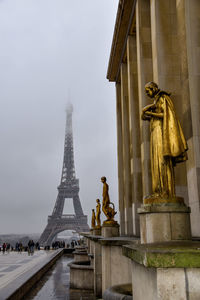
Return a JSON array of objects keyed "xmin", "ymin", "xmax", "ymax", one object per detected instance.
[
  {"xmin": 51, "ymin": 239, "xmax": 81, "ymax": 249},
  {"xmin": 52, "ymin": 240, "xmax": 65, "ymax": 249},
  {"xmin": 0, "ymin": 238, "xmax": 84, "ymax": 254},
  {"xmin": 1, "ymin": 242, "xmax": 12, "ymax": 253},
  {"xmin": 0, "ymin": 240, "xmax": 40, "ymax": 254},
  {"xmin": 66, "ymin": 239, "xmax": 80, "ymax": 248}
]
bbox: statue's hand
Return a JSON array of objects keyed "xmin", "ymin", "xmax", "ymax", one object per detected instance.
[
  {"xmin": 141, "ymin": 111, "xmax": 151, "ymax": 120},
  {"xmin": 143, "ymin": 103, "xmax": 156, "ymax": 112}
]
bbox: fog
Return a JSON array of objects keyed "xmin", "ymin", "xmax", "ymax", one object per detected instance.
[{"xmin": 0, "ymin": 0, "xmax": 118, "ymax": 234}]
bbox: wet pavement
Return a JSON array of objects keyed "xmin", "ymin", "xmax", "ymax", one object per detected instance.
[
  {"xmin": 0, "ymin": 250, "xmax": 61, "ymax": 292},
  {"xmin": 24, "ymin": 255, "xmax": 96, "ymax": 300}
]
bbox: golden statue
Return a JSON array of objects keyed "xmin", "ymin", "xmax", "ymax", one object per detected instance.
[
  {"xmin": 142, "ymin": 82, "xmax": 188, "ymax": 203},
  {"xmin": 91, "ymin": 209, "xmax": 96, "ymax": 229},
  {"xmin": 101, "ymin": 176, "xmax": 117, "ymax": 224},
  {"xmin": 95, "ymin": 199, "xmax": 101, "ymax": 228}
]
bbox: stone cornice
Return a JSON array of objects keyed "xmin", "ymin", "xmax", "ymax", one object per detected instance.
[
  {"xmin": 107, "ymin": 0, "xmax": 136, "ymax": 82},
  {"xmin": 123, "ymin": 241, "xmax": 200, "ymax": 268}
]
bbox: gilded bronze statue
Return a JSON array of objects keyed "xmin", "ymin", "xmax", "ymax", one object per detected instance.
[
  {"xmin": 142, "ymin": 82, "xmax": 188, "ymax": 203},
  {"xmin": 91, "ymin": 209, "xmax": 96, "ymax": 229},
  {"xmin": 101, "ymin": 176, "xmax": 117, "ymax": 224},
  {"xmin": 95, "ymin": 199, "xmax": 101, "ymax": 228}
]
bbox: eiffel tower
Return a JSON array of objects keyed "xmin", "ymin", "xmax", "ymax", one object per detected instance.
[{"xmin": 39, "ymin": 104, "xmax": 89, "ymax": 246}]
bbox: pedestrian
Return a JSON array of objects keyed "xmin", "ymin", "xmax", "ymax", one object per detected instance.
[{"xmin": 2, "ymin": 243, "xmax": 6, "ymax": 253}]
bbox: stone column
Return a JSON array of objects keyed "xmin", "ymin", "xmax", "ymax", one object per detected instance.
[
  {"xmin": 150, "ymin": 0, "xmax": 188, "ymax": 202},
  {"xmin": 116, "ymin": 83, "xmax": 125, "ymax": 236},
  {"xmin": 127, "ymin": 35, "xmax": 142, "ymax": 236},
  {"xmin": 94, "ymin": 241, "xmax": 102, "ymax": 297},
  {"xmin": 120, "ymin": 63, "xmax": 133, "ymax": 236},
  {"xmin": 102, "ymin": 245, "xmax": 111, "ymax": 293},
  {"xmin": 136, "ymin": 0, "xmax": 153, "ymax": 198},
  {"xmin": 183, "ymin": 0, "xmax": 200, "ymax": 237},
  {"xmin": 101, "ymin": 240, "xmax": 132, "ymax": 294}
]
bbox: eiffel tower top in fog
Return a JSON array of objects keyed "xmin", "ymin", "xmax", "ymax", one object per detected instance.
[{"xmin": 60, "ymin": 102, "xmax": 76, "ymax": 184}]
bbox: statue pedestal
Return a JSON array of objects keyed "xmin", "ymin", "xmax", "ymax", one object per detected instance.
[
  {"xmin": 138, "ymin": 203, "xmax": 191, "ymax": 244},
  {"xmin": 102, "ymin": 222, "xmax": 119, "ymax": 238},
  {"xmin": 93, "ymin": 227, "xmax": 101, "ymax": 236}
]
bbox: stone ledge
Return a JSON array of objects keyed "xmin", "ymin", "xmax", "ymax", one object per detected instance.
[
  {"xmin": 82, "ymin": 233, "xmax": 139, "ymax": 245},
  {"xmin": 73, "ymin": 251, "xmax": 88, "ymax": 255},
  {"xmin": 138, "ymin": 203, "xmax": 191, "ymax": 214},
  {"xmin": 103, "ymin": 283, "xmax": 132, "ymax": 300},
  {"xmin": 68, "ymin": 261, "xmax": 93, "ymax": 270},
  {"xmin": 99, "ymin": 237, "xmax": 139, "ymax": 246},
  {"xmin": 79, "ymin": 232, "xmax": 91, "ymax": 237},
  {"xmin": 123, "ymin": 241, "xmax": 200, "ymax": 268},
  {"xmin": 85, "ymin": 235, "xmax": 103, "ymax": 242}
]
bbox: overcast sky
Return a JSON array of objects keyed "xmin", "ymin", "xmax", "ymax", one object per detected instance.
[{"xmin": 0, "ymin": 1, "xmax": 119, "ymax": 234}]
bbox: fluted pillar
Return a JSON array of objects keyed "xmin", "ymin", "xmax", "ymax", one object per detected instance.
[
  {"xmin": 176, "ymin": 0, "xmax": 200, "ymax": 236},
  {"xmin": 127, "ymin": 35, "xmax": 142, "ymax": 236},
  {"xmin": 116, "ymin": 82, "xmax": 125, "ymax": 235},
  {"xmin": 136, "ymin": 0, "xmax": 153, "ymax": 198},
  {"xmin": 120, "ymin": 63, "xmax": 133, "ymax": 236},
  {"xmin": 150, "ymin": 0, "xmax": 189, "ymax": 202}
]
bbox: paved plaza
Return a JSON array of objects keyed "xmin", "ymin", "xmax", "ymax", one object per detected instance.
[{"xmin": 0, "ymin": 250, "xmax": 61, "ymax": 299}]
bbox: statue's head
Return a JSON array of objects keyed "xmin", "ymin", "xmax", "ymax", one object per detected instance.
[
  {"xmin": 92, "ymin": 209, "xmax": 95, "ymax": 212},
  {"xmin": 145, "ymin": 81, "xmax": 159, "ymax": 98},
  {"xmin": 96, "ymin": 199, "xmax": 100, "ymax": 203},
  {"xmin": 101, "ymin": 176, "xmax": 106, "ymax": 183}
]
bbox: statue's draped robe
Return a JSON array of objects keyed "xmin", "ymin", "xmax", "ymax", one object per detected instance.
[
  {"xmin": 150, "ymin": 92, "xmax": 188, "ymax": 197},
  {"xmin": 91, "ymin": 211, "xmax": 96, "ymax": 228},
  {"xmin": 96, "ymin": 203, "xmax": 101, "ymax": 227},
  {"xmin": 102, "ymin": 183, "xmax": 110, "ymax": 208}
]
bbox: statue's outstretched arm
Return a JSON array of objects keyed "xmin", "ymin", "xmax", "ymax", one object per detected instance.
[
  {"xmin": 141, "ymin": 103, "xmax": 156, "ymax": 120},
  {"xmin": 142, "ymin": 103, "xmax": 156, "ymax": 112},
  {"xmin": 145, "ymin": 111, "xmax": 163, "ymax": 118}
]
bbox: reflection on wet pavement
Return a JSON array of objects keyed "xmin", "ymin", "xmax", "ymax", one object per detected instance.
[{"xmin": 24, "ymin": 255, "xmax": 96, "ymax": 300}]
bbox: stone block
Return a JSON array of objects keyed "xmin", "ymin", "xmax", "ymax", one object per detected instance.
[
  {"xmin": 190, "ymin": 201, "xmax": 200, "ymax": 237},
  {"xmin": 157, "ymin": 268, "xmax": 186, "ymax": 300},
  {"xmin": 138, "ymin": 204, "xmax": 191, "ymax": 243},
  {"xmin": 69, "ymin": 262, "xmax": 94, "ymax": 290},
  {"xmin": 146, "ymin": 212, "xmax": 171, "ymax": 243},
  {"xmin": 102, "ymin": 224, "xmax": 119, "ymax": 238},
  {"xmin": 74, "ymin": 252, "xmax": 89, "ymax": 262},
  {"xmin": 131, "ymin": 261, "xmax": 157, "ymax": 300},
  {"xmin": 139, "ymin": 214, "xmax": 147, "ymax": 243},
  {"xmin": 186, "ymin": 269, "xmax": 200, "ymax": 300},
  {"xmin": 110, "ymin": 246, "xmax": 131, "ymax": 287},
  {"xmin": 102, "ymin": 244, "xmax": 132, "ymax": 294},
  {"xmin": 170, "ymin": 212, "xmax": 191, "ymax": 240},
  {"xmin": 126, "ymin": 244, "xmax": 200, "ymax": 300},
  {"xmin": 93, "ymin": 228, "xmax": 101, "ymax": 236}
]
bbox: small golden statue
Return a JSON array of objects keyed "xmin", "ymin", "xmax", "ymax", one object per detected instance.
[
  {"xmin": 142, "ymin": 82, "xmax": 188, "ymax": 203},
  {"xmin": 101, "ymin": 176, "xmax": 117, "ymax": 224},
  {"xmin": 95, "ymin": 199, "xmax": 101, "ymax": 228},
  {"xmin": 91, "ymin": 209, "xmax": 96, "ymax": 229}
]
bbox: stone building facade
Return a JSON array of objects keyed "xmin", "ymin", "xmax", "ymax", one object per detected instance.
[
  {"xmin": 76, "ymin": 2, "xmax": 200, "ymax": 299},
  {"xmin": 107, "ymin": 0, "xmax": 200, "ymax": 238}
]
